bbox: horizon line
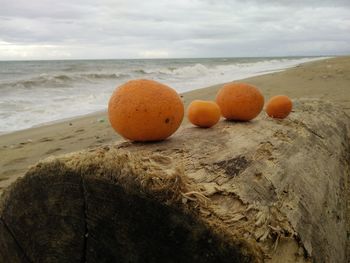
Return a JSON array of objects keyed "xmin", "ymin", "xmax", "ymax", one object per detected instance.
[{"xmin": 0, "ymin": 54, "xmax": 343, "ymax": 63}]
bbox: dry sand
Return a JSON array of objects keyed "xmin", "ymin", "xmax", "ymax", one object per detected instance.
[{"xmin": 0, "ymin": 56, "xmax": 349, "ymax": 192}]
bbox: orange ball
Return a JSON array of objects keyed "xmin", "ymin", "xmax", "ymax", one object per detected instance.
[
  {"xmin": 216, "ymin": 83, "xmax": 264, "ymax": 121},
  {"xmin": 108, "ymin": 79, "xmax": 184, "ymax": 141},
  {"xmin": 266, "ymin": 95, "xmax": 293, "ymax": 119},
  {"xmin": 187, "ymin": 100, "xmax": 221, "ymax": 128}
]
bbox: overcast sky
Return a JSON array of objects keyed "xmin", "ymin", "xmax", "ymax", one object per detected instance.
[{"xmin": 0, "ymin": 0, "xmax": 349, "ymax": 60}]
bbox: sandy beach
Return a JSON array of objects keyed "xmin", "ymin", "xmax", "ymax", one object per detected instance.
[
  {"xmin": 0, "ymin": 56, "xmax": 349, "ymax": 261},
  {"xmin": 2, "ymin": 0, "xmax": 349, "ymax": 261},
  {"xmin": 0, "ymin": 56, "xmax": 349, "ymax": 193}
]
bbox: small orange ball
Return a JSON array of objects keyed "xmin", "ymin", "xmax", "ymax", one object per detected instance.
[
  {"xmin": 266, "ymin": 95, "xmax": 293, "ymax": 119},
  {"xmin": 108, "ymin": 79, "xmax": 184, "ymax": 141},
  {"xmin": 216, "ymin": 82, "xmax": 264, "ymax": 121},
  {"xmin": 187, "ymin": 100, "xmax": 221, "ymax": 128}
]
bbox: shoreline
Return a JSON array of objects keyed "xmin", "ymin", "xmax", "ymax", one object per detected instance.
[
  {"xmin": 0, "ymin": 110, "xmax": 107, "ymax": 137},
  {"xmin": 0, "ymin": 56, "xmax": 349, "ymax": 192}
]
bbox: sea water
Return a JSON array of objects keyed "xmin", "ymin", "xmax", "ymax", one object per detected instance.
[{"xmin": 0, "ymin": 56, "xmax": 327, "ymax": 133}]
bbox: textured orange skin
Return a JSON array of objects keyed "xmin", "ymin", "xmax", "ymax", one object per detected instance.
[
  {"xmin": 108, "ymin": 79, "xmax": 184, "ymax": 141},
  {"xmin": 266, "ymin": 95, "xmax": 293, "ymax": 119},
  {"xmin": 187, "ymin": 100, "xmax": 221, "ymax": 128},
  {"xmin": 216, "ymin": 83, "xmax": 264, "ymax": 121}
]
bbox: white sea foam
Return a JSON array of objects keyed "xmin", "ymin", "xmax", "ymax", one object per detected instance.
[{"xmin": 0, "ymin": 56, "xmax": 328, "ymax": 133}]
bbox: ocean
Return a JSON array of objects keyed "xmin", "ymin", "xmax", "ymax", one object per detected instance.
[{"xmin": 0, "ymin": 56, "xmax": 327, "ymax": 134}]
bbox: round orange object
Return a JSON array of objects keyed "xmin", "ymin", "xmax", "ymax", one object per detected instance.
[
  {"xmin": 187, "ymin": 100, "xmax": 221, "ymax": 128},
  {"xmin": 108, "ymin": 79, "xmax": 184, "ymax": 141},
  {"xmin": 215, "ymin": 83, "xmax": 264, "ymax": 121},
  {"xmin": 266, "ymin": 95, "xmax": 293, "ymax": 119}
]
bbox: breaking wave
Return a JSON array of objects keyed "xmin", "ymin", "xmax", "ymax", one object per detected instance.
[{"xmin": 0, "ymin": 72, "xmax": 130, "ymax": 90}]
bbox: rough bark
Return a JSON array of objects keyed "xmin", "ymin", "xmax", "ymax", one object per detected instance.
[{"xmin": 0, "ymin": 99, "xmax": 349, "ymax": 263}]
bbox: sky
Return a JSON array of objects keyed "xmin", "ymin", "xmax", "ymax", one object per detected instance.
[{"xmin": 0, "ymin": 0, "xmax": 349, "ymax": 60}]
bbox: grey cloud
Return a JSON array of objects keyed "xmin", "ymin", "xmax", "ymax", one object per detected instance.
[
  {"xmin": 204, "ymin": 0, "xmax": 350, "ymax": 8},
  {"xmin": 0, "ymin": 0, "xmax": 349, "ymax": 59}
]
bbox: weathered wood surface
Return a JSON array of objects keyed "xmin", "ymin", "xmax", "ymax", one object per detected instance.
[{"xmin": 0, "ymin": 99, "xmax": 349, "ymax": 263}]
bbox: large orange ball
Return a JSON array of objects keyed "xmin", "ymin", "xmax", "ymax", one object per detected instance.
[
  {"xmin": 108, "ymin": 79, "xmax": 184, "ymax": 141},
  {"xmin": 187, "ymin": 100, "xmax": 221, "ymax": 128},
  {"xmin": 266, "ymin": 95, "xmax": 293, "ymax": 119},
  {"xmin": 216, "ymin": 82, "xmax": 264, "ymax": 121}
]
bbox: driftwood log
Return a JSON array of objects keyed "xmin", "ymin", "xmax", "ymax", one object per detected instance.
[{"xmin": 0, "ymin": 99, "xmax": 349, "ymax": 263}]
